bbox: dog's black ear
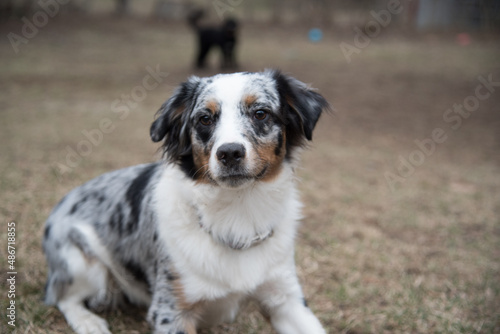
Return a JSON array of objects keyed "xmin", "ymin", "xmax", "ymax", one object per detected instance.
[
  {"xmin": 272, "ymin": 70, "xmax": 330, "ymax": 148},
  {"xmin": 150, "ymin": 76, "xmax": 201, "ymax": 162}
]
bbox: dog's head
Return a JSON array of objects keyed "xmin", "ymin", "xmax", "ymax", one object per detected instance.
[
  {"xmin": 151, "ymin": 70, "xmax": 329, "ymax": 189},
  {"xmin": 223, "ymin": 18, "xmax": 238, "ymax": 34}
]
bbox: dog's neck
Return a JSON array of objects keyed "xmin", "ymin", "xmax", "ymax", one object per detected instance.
[
  {"xmin": 192, "ymin": 166, "xmax": 298, "ymax": 250},
  {"xmin": 198, "ymin": 219, "xmax": 274, "ymax": 250}
]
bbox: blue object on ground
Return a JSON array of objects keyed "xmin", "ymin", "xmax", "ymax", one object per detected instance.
[{"xmin": 308, "ymin": 28, "xmax": 323, "ymax": 42}]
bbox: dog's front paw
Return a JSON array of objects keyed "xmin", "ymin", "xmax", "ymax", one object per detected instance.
[
  {"xmin": 59, "ymin": 301, "xmax": 112, "ymax": 334},
  {"xmin": 69, "ymin": 312, "xmax": 111, "ymax": 334}
]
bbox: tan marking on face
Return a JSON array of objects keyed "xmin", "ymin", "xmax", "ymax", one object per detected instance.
[
  {"xmin": 243, "ymin": 94, "xmax": 258, "ymax": 108},
  {"xmin": 254, "ymin": 129, "xmax": 286, "ymax": 182},
  {"xmin": 205, "ymin": 99, "xmax": 219, "ymax": 114},
  {"xmin": 191, "ymin": 139, "xmax": 213, "ymax": 184}
]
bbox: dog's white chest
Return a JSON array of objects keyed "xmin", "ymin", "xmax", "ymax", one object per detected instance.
[{"xmin": 154, "ymin": 166, "xmax": 301, "ymax": 302}]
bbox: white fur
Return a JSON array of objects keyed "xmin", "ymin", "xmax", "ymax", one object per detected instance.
[
  {"xmin": 155, "ymin": 164, "xmax": 300, "ymax": 301},
  {"xmin": 56, "ymin": 243, "xmax": 112, "ymax": 334},
  {"xmin": 72, "ymin": 224, "xmax": 152, "ymax": 306},
  {"xmin": 53, "ymin": 224, "xmax": 152, "ymax": 334}
]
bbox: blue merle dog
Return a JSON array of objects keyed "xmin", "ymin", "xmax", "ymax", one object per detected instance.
[{"xmin": 43, "ymin": 70, "xmax": 329, "ymax": 334}]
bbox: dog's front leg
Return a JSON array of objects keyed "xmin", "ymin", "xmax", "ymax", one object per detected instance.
[
  {"xmin": 254, "ymin": 273, "xmax": 326, "ymax": 334},
  {"xmin": 147, "ymin": 258, "xmax": 197, "ymax": 334}
]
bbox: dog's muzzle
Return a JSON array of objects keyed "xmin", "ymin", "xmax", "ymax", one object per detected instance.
[{"xmin": 214, "ymin": 142, "xmax": 253, "ymax": 187}]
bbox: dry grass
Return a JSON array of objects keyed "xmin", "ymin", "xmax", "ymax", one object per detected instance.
[{"xmin": 0, "ymin": 17, "xmax": 499, "ymax": 334}]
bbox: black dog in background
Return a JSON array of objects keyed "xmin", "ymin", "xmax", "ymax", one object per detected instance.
[{"xmin": 188, "ymin": 10, "xmax": 238, "ymax": 69}]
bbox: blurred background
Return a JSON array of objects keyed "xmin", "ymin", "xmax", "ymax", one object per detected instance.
[
  {"xmin": 2, "ymin": 0, "xmax": 500, "ymax": 30},
  {"xmin": 1, "ymin": 0, "xmax": 499, "ymax": 333}
]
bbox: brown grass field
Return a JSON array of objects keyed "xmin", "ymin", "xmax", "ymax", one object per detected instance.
[{"xmin": 1, "ymin": 16, "xmax": 499, "ymax": 334}]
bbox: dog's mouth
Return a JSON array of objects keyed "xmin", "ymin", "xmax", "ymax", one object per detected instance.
[
  {"xmin": 214, "ymin": 166, "xmax": 268, "ymax": 188},
  {"xmin": 217, "ymin": 172, "xmax": 253, "ymax": 188}
]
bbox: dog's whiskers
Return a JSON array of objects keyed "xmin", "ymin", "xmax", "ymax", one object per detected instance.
[{"xmin": 193, "ymin": 164, "xmax": 209, "ymax": 178}]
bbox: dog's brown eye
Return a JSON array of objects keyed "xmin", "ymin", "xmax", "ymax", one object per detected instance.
[
  {"xmin": 200, "ymin": 115, "xmax": 213, "ymax": 126},
  {"xmin": 254, "ymin": 110, "xmax": 268, "ymax": 121}
]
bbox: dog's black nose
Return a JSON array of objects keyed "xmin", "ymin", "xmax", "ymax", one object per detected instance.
[{"xmin": 216, "ymin": 143, "xmax": 246, "ymax": 166}]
